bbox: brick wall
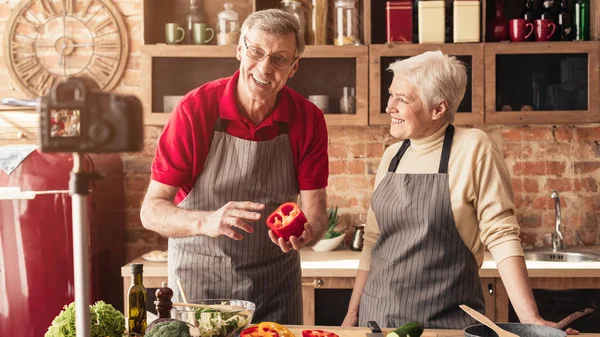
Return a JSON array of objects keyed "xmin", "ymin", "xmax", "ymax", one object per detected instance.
[{"xmin": 0, "ymin": 1, "xmax": 598, "ymax": 262}]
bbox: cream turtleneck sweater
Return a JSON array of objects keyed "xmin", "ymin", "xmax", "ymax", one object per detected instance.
[{"xmin": 359, "ymin": 123, "xmax": 525, "ymax": 270}]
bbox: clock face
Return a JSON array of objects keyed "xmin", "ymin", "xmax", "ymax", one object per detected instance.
[{"xmin": 3, "ymin": 0, "xmax": 129, "ymax": 97}]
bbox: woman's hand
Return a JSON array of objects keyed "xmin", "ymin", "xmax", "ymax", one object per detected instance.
[
  {"xmin": 341, "ymin": 311, "xmax": 358, "ymax": 327},
  {"xmin": 529, "ymin": 317, "xmax": 579, "ymax": 335}
]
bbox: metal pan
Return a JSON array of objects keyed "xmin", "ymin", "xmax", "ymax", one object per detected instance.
[{"xmin": 464, "ymin": 308, "xmax": 594, "ymax": 337}]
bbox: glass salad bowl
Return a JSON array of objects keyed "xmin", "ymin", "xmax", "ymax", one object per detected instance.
[{"xmin": 173, "ymin": 299, "xmax": 255, "ymax": 337}]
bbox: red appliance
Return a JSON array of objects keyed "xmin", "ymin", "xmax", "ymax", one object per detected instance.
[{"xmin": 0, "ymin": 149, "xmax": 126, "ymax": 337}]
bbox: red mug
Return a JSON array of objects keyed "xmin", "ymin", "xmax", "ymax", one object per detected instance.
[
  {"xmin": 509, "ymin": 19, "xmax": 534, "ymax": 42},
  {"xmin": 534, "ymin": 19, "xmax": 556, "ymax": 41}
]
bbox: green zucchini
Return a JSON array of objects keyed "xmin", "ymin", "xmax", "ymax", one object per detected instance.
[{"xmin": 386, "ymin": 321, "xmax": 424, "ymax": 337}]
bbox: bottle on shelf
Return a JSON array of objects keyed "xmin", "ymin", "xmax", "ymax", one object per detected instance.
[
  {"xmin": 540, "ymin": 0, "xmax": 556, "ymax": 22},
  {"xmin": 557, "ymin": 0, "xmax": 573, "ymax": 41},
  {"xmin": 184, "ymin": 0, "xmax": 204, "ymax": 45},
  {"xmin": 217, "ymin": 2, "xmax": 240, "ymax": 45},
  {"xmin": 487, "ymin": 0, "xmax": 509, "ymax": 42},
  {"xmin": 521, "ymin": 0, "xmax": 536, "ymax": 22},
  {"xmin": 340, "ymin": 87, "xmax": 356, "ymax": 114},
  {"xmin": 334, "ymin": 0, "xmax": 360, "ymax": 45},
  {"xmin": 574, "ymin": 0, "xmax": 589, "ymax": 40},
  {"xmin": 280, "ymin": 0, "xmax": 306, "ymax": 43},
  {"xmin": 128, "ymin": 263, "xmax": 147, "ymax": 337}
]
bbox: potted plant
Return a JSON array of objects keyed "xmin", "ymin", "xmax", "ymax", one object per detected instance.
[{"xmin": 312, "ymin": 206, "xmax": 346, "ymax": 251}]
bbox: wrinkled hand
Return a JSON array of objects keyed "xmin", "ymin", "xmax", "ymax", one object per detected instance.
[
  {"xmin": 341, "ymin": 312, "xmax": 358, "ymax": 327},
  {"xmin": 530, "ymin": 317, "xmax": 579, "ymax": 335},
  {"xmin": 268, "ymin": 222, "xmax": 315, "ymax": 252},
  {"xmin": 203, "ymin": 201, "xmax": 265, "ymax": 240}
]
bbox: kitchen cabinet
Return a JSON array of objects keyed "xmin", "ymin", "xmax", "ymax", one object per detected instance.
[
  {"xmin": 140, "ymin": 0, "xmax": 369, "ymax": 126},
  {"xmin": 301, "ymin": 277, "xmax": 354, "ymax": 326},
  {"xmin": 484, "ymin": 42, "xmax": 600, "ymax": 124},
  {"xmin": 368, "ymin": 43, "xmax": 484, "ymax": 126},
  {"xmin": 139, "ymin": 1, "xmax": 600, "ymax": 127}
]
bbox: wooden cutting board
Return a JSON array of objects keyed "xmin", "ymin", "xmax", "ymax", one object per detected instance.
[{"xmin": 285, "ymin": 325, "xmax": 465, "ymax": 337}]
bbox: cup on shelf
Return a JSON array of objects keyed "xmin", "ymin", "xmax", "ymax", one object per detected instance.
[
  {"xmin": 193, "ymin": 23, "xmax": 215, "ymax": 45},
  {"xmin": 509, "ymin": 19, "xmax": 534, "ymax": 42},
  {"xmin": 308, "ymin": 95, "xmax": 329, "ymax": 113},
  {"xmin": 165, "ymin": 23, "xmax": 185, "ymax": 44},
  {"xmin": 534, "ymin": 19, "xmax": 556, "ymax": 41}
]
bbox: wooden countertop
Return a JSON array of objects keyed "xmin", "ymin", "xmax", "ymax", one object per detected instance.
[
  {"xmin": 284, "ymin": 325, "xmax": 600, "ymax": 337},
  {"xmin": 122, "ymin": 246, "xmax": 600, "ymax": 279}
]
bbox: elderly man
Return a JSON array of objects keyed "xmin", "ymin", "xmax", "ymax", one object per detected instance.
[
  {"xmin": 141, "ymin": 9, "xmax": 329, "ymax": 324},
  {"xmin": 342, "ymin": 51, "xmax": 573, "ymax": 333}
]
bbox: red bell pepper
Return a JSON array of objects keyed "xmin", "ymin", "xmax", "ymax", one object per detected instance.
[
  {"xmin": 266, "ymin": 202, "xmax": 307, "ymax": 240},
  {"xmin": 241, "ymin": 326, "xmax": 261, "ymax": 337},
  {"xmin": 301, "ymin": 330, "xmax": 340, "ymax": 337}
]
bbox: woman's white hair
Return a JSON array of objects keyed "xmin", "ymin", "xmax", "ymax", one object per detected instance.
[
  {"xmin": 240, "ymin": 9, "xmax": 305, "ymax": 57},
  {"xmin": 387, "ymin": 51, "xmax": 467, "ymax": 123}
]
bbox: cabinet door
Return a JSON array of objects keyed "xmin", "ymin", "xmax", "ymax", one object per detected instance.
[
  {"xmin": 485, "ymin": 42, "xmax": 600, "ymax": 124},
  {"xmin": 480, "ymin": 277, "xmax": 496, "ymax": 321},
  {"xmin": 301, "ymin": 277, "xmax": 355, "ymax": 325}
]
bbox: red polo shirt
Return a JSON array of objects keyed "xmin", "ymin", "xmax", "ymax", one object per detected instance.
[{"xmin": 151, "ymin": 70, "xmax": 329, "ymax": 203}]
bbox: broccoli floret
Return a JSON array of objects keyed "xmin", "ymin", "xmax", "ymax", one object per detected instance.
[
  {"xmin": 45, "ymin": 301, "xmax": 125, "ymax": 337},
  {"xmin": 146, "ymin": 320, "xmax": 191, "ymax": 337}
]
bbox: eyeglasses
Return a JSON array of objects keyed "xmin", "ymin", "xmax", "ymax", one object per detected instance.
[{"xmin": 243, "ymin": 37, "xmax": 297, "ymax": 70}]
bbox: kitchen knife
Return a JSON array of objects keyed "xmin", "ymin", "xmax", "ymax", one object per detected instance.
[{"xmin": 366, "ymin": 321, "xmax": 385, "ymax": 337}]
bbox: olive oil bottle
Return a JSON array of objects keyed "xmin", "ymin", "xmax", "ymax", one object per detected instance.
[{"xmin": 128, "ymin": 263, "xmax": 147, "ymax": 336}]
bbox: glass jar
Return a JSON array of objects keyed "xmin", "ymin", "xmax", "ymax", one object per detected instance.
[
  {"xmin": 334, "ymin": 0, "xmax": 359, "ymax": 46},
  {"xmin": 340, "ymin": 86, "xmax": 356, "ymax": 114},
  {"xmin": 217, "ymin": 2, "xmax": 239, "ymax": 45},
  {"xmin": 184, "ymin": 0, "xmax": 204, "ymax": 45},
  {"xmin": 280, "ymin": 0, "xmax": 306, "ymax": 39}
]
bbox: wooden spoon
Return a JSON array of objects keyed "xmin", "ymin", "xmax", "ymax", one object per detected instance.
[{"xmin": 460, "ymin": 304, "xmax": 520, "ymax": 337}]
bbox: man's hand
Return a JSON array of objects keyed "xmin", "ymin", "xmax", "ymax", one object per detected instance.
[
  {"xmin": 203, "ymin": 201, "xmax": 265, "ymax": 240},
  {"xmin": 268, "ymin": 222, "xmax": 315, "ymax": 252}
]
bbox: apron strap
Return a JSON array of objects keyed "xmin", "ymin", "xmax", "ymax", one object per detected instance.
[
  {"xmin": 214, "ymin": 118, "xmax": 289, "ymax": 134},
  {"xmin": 438, "ymin": 124, "xmax": 455, "ymax": 174},
  {"xmin": 387, "ymin": 124, "xmax": 456, "ymax": 173},
  {"xmin": 388, "ymin": 139, "xmax": 411, "ymax": 172}
]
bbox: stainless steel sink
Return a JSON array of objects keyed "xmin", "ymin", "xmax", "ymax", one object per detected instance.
[{"xmin": 524, "ymin": 248, "xmax": 600, "ymax": 262}]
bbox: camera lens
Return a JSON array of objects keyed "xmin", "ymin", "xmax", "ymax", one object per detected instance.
[{"xmin": 88, "ymin": 122, "xmax": 111, "ymax": 145}]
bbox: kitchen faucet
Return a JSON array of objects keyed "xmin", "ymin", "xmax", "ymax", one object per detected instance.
[{"xmin": 550, "ymin": 191, "xmax": 565, "ymax": 251}]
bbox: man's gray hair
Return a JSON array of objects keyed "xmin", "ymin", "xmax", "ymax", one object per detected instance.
[
  {"xmin": 240, "ymin": 9, "xmax": 305, "ymax": 57},
  {"xmin": 387, "ymin": 51, "xmax": 467, "ymax": 123}
]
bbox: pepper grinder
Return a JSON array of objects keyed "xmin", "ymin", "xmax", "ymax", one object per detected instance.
[{"xmin": 155, "ymin": 282, "xmax": 173, "ymax": 319}]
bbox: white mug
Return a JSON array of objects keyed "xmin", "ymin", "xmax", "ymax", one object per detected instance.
[{"xmin": 308, "ymin": 95, "xmax": 329, "ymax": 113}]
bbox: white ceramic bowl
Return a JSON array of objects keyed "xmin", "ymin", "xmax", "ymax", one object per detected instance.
[{"xmin": 312, "ymin": 234, "xmax": 345, "ymax": 252}]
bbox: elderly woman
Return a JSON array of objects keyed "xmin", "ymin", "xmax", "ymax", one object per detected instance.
[
  {"xmin": 342, "ymin": 51, "xmax": 564, "ymax": 331},
  {"xmin": 141, "ymin": 9, "xmax": 328, "ymax": 324}
]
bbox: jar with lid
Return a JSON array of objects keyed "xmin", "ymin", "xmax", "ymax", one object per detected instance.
[
  {"xmin": 334, "ymin": 0, "xmax": 360, "ymax": 46},
  {"xmin": 217, "ymin": 2, "xmax": 239, "ymax": 45},
  {"xmin": 184, "ymin": 0, "xmax": 204, "ymax": 45},
  {"xmin": 280, "ymin": 0, "xmax": 306, "ymax": 41}
]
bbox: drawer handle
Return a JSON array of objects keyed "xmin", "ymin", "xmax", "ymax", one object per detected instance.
[
  {"xmin": 302, "ymin": 279, "xmax": 323, "ymax": 288},
  {"xmin": 488, "ymin": 283, "xmax": 494, "ymax": 296}
]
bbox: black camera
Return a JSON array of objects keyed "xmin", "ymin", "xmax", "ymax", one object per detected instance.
[{"xmin": 39, "ymin": 77, "xmax": 143, "ymax": 153}]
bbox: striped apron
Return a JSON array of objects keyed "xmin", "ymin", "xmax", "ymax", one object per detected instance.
[
  {"xmin": 359, "ymin": 125, "xmax": 485, "ymax": 329},
  {"xmin": 168, "ymin": 118, "xmax": 303, "ymax": 324}
]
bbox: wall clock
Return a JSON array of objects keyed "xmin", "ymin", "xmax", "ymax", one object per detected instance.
[{"xmin": 3, "ymin": 0, "xmax": 129, "ymax": 97}]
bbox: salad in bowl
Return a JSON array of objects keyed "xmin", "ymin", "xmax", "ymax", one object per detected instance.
[{"xmin": 173, "ymin": 299, "xmax": 255, "ymax": 337}]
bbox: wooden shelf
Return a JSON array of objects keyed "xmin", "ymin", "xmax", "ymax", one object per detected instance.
[
  {"xmin": 485, "ymin": 41, "xmax": 600, "ymax": 124},
  {"xmin": 369, "ymin": 43, "xmax": 484, "ymax": 126},
  {"xmin": 141, "ymin": 44, "xmax": 369, "ymax": 126}
]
